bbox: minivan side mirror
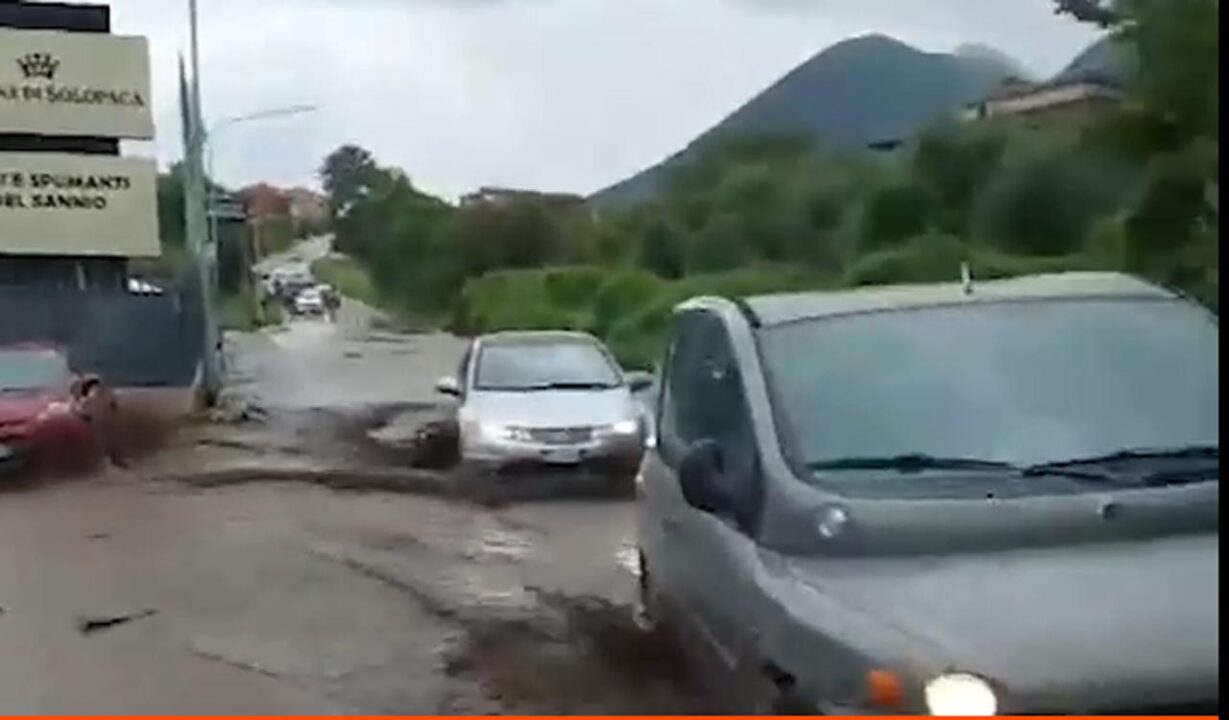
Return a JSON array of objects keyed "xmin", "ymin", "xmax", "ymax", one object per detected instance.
[
  {"xmin": 435, "ymin": 376, "xmax": 461, "ymax": 397},
  {"xmin": 678, "ymin": 439, "xmax": 733, "ymax": 515},
  {"xmin": 624, "ymin": 370, "xmax": 654, "ymax": 393}
]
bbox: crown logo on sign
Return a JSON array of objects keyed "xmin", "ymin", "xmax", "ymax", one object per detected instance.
[{"xmin": 18, "ymin": 52, "xmax": 59, "ymax": 80}]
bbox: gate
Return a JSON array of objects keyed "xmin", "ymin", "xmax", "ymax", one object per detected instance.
[{"xmin": 0, "ymin": 272, "xmax": 205, "ymax": 387}]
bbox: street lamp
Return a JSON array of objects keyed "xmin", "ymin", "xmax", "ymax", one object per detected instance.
[
  {"xmin": 205, "ymin": 103, "xmax": 318, "ymax": 251},
  {"xmin": 205, "ymin": 104, "xmax": 319, "ymax": 188},
  {"xmin": 201, "ymin": 104, "xmax": 318, "ymax": 327}
]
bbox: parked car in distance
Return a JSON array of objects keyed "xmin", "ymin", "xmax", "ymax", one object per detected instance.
[
  {"xmin": 0, "ymin": 345, "xmax": 119, "ymax": 476},
  {"xmin": 293, "ymin": 287, "xmax": 326, "ymax": 316},
  {"xmin": 436, "ymin": 331, "xmax": 654, "ymax": 477},
  {"xmin": 636, "ymin": 272, "xmax": 1219, "ymax": 715}
]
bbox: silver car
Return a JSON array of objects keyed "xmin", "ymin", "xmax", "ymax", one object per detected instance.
[
  {"xmin": 637, "ymin": 272, "xmax": 1218, "ymax": 715},
  {"xmin": 436, "ymin": 331, "xmax": 654, "ymax": 474}
]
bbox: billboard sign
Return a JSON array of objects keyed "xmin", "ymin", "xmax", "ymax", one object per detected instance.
[
  {"xmin": 0, "ymin": 28, "xmax": 153, "ymax": 139},
  {"xmin": 0, "ymin": 152, "xmax": 160, "ymax": 257}
]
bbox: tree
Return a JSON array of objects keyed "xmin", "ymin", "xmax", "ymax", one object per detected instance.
[
  {"xmin": 712, "ymin": 163, "xmax": 792, "ymax": 260},
  {"xmin": 320, "ymin": 145, "xmax": 379, "ymax": 210},
  {"xmin": 1122, "ymin": 0, "xmax": 1219, "ymax": 144},
  {"xmin": 638, "ymin": 217, "xmax": 687, "ymax": 279},
  {"xmin": 973, "ymin": 146, "xmax": 1125, "ymax": 256},
  {"xmin": 1054, "ymin": 0, "xmax": 1119, "ymax": 27},
  {"xmin": 319, "ymin": 146, "xmax": 404, "ymax": 260},
  {"xmin": 1122, "ymin": 145, "xmax": 1217, "ymax": 298},
  {"xmin": 1058, "ymin": 0, "xmax": 1219, "ymax": 307},
  {"xmin": 859, "ymin": 182, "xmax": 931, "ymax": 251},
  {"xmin": 156, "ymin": 162, "xmax": 187, "ymax": 249},
  {"xmin": 1059, "ymin": 0, "xmax": 1219, "ymax": 146},
  {"xmin": 910, "ymin": 121, "xmax": 1009, "ymax": 236},
  {"xmin": 689, "ymin": 212, "xmax": 751, "ymax": 273}
]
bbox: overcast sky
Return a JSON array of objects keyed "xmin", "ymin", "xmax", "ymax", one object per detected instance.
[{"xmin": 109, "ymin": 0, "xmax": 1099, "ymax": 200}]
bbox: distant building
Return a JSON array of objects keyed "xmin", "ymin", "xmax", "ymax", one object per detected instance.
[
  {"xmin": 285, "ymin": 187, "xmax": 329, "ymax": 227},
  {"xmin": 460, "ymin": 186, "xmax": 586, "ymax": 210},
  {"xmin": 239, "ymin": 183, "xmax": 291, "ymax": 219},
  {"xmin": 963, "ymin": 75, "xmax": 1123, "ymax": 127}
]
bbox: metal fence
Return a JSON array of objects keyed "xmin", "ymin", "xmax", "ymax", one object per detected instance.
[{"xmin": 0, "ymin": 273, "xmax": 205, "ymax": 388}]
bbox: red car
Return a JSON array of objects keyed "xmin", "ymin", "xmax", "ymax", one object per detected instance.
[{"xmin": 0, "ymin": 345, "xmax": 119, "ymax": 477}]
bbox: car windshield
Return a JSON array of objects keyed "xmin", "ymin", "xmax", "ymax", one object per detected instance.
[
  {"xmin": 0, "ymin": 350, "xmax": 70, "ymax": 392},
  {"xmin": 475, "ymin": 340, "xmax": 621, "ymax": 391},
  {"xmin": 759, "ymin": 298, "xmax": 1219, "ymax": 480}
]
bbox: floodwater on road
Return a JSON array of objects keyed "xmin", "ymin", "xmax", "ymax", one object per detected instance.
[{"xmin": 0, "ymin": 249, "xmax": 693, "ymax": 714}]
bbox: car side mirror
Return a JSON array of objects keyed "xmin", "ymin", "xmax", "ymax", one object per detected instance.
[
  {"xmin": 625, "ymin": 371, "xmax": 654, "ymax": 393},
  {"xmin": 435, "ymin": 376, "xmax": 461, "ymax": 397},
  {"xmin": 678, "ymin": 439, "xmax": 733, "ymax": 515}
]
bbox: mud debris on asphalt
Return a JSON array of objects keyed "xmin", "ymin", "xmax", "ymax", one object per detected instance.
[
  {"xmin": 162, "ymin": 398, "xmax": 636, "ymax": 507},
  {"xmin": 439, "ymin": 595, "xmax": 708, "ymax": 714},
  {"xmin": 311, "ymin": 539, "xmax": 705, "ymax": 715},
  {"xmin": 77, "ymin": 609, "xmax": 158, "ymax": 635}
]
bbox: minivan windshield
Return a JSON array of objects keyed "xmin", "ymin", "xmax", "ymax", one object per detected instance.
[
  {"xmin": 759, "ymin": 298, "xmax": 1219, "ymax": 478},
  {"xmin": 475, "ymin": 340, "xmax": 621, "ymax": 391}
]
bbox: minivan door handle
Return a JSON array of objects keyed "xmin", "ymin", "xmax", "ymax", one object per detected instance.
[{"xmin": 661, "ymin": 517, "xmax": 683, "ymax": 533}]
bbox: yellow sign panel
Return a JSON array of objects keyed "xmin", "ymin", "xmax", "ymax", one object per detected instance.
[
  {"xmin": 0, "ymin": 153, "xmax": 160, "ymax": 257},
  {"xmin": 0, "ymin": 28, "xmax": 154, "ymax": 139}
]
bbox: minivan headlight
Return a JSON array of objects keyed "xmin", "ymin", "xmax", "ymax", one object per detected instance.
[{"xmin": 925, "ymin": 673, "xmax": 997, "ymax": 716}]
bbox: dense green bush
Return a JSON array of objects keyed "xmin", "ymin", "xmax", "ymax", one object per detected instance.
[
  {"xmin": 859, "ymin": 182, "xmax": 932, "ymax": 251},
  {"xmin": 689, "ymin": 212, "xmax": 751, "ymax": 273},
  {"xmin": 973, "ymin": 144, "xmax": 1130, "ymax": 256},
  {"xmin": 638, "ymin": 217, "xmax": 688, "ymax": 280},
  {"xmin": 452, "ymin": 265, "xmax": 824, "ymax": 369},
  {"xmin": 845, "ymin": 233, "xmax": 969, "ymax": 286},
  {"xmin": 591, "ymin": 269, "xmax": 666, "ymax": 337}
]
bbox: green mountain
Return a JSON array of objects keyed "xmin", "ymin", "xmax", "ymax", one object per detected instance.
[
  {"xmin": 1051, "ymin": 35, "xmax": 1134, "ymax": 87},
  {"xmin": 591, "ymin": 35, "xmax": 1018, "ymax": 208},
  {"xmin": 955, "ymin": 43, "xmax": 1032, "ymax": 80}
]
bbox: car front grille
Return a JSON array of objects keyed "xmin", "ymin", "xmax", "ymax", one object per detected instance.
[{"xmin": 527, "ymin": 427, "xmax": 593, "ymax": 445}]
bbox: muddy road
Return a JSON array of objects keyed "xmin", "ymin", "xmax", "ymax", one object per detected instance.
[{"xmin": 0, "ymin": 264, "xmax": 695, "ymax": 713}]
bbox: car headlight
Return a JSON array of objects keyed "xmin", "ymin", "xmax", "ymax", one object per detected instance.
[
  {"xmin": 925, "ymin": 673, "xmax": 997, "ymax": 716},
  {"xmin": 462, "ymin": 420, "xmax": 513, "ymax": 443},
  {"xmin": 610, "ymin": 419, "xmax": 640, "ymax": 435}
]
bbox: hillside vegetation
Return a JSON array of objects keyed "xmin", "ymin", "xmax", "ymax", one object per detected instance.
[
  {"xmin": 318, "ymin": 0, "xmax": 1217, "ymax": 370},
  {"xmin": 591, "ymin": 35, "xmax": 1017, "ymax": 208}
]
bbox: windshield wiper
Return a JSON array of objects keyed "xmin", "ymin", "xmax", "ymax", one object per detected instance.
[
  {"xmin": 807, "ymin": 454, "xmax": 1019, "ymax": 473},
  {"xmin": 808, "ymin": 453, "xmax": 1121, "ymax": 483}
]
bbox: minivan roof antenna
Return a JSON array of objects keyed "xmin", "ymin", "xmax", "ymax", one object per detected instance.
[{"xmin": 960, "ymin": 262, "xmax": 974, "ymax": 296}]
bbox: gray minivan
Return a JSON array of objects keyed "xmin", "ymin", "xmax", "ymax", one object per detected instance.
[{"xmin": 635, "ymin": 272, "xmax": 1218, "ymax": 715}]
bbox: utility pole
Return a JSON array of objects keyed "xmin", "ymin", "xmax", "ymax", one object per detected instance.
[{"xmin": 184, "ymin": 0, "xmax": 220, "ymax": 404}]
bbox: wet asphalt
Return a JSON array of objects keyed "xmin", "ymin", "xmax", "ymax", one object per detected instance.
[{"xmin": 0, "ymin": 242, "xmax": 695, "ymax": 714}]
